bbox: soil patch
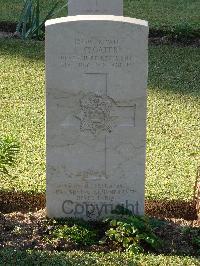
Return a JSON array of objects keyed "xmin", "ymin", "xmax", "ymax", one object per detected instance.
[
  {"xmin": 0, "ymin": 209, "xmax": 199, "ymax": 255},
  {"xmin": 0, "ymin": 21, "xmax": 16, "ymax": 33},
  {"xmin": 145, "ymin": 199, "xmax": 198, "ymax": 220},
  {"xmin": 0, "ymin": 192, "xmax": 199, "ymax": 254},
  {"xmin": 0, "ymin": 191, "xmax": 45, "ymax": 213}
]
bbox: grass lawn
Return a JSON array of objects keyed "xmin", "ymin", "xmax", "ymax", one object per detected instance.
[
  {"xmin": 0, "ymin": 249, "xmax": 200, "ymax": 266},
  {"xmin": 0, "ymin": 0, "xmax": 199, "ymax": 34},
  {"xmin": 0, "ymin": 39, "xmax": 199, "ymax": 201}
]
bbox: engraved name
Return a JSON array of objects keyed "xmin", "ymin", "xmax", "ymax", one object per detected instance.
[{"xmin": 59, "ymin": 37, "xmax": 135, "ymax": 69}]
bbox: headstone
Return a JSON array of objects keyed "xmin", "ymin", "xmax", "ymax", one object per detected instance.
[
  {"xmin": 46, "ymin": 7, "xmax": 148, "ymax": 220},
  {"xmin": 68, "ymin": 0, "xmax": 123, "ymax": 16}
]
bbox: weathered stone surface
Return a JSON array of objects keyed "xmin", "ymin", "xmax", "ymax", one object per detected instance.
[
  {"xmin": 68, "ymin": 0, "xmax": 123, "ymax": 16},
  {"xmin": 46, "ymin": 16, "xmax": 148, "ymax": 219}
]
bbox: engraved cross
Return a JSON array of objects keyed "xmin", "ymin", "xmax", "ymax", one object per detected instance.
[{"xmin": 78, "ymin": 73, "xmax": 136, "ymax": 179}]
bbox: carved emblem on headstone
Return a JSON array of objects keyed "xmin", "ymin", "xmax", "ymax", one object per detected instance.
[{"xmin": 77, "ymin": 93, "xmax": 115, "ymax": 135}]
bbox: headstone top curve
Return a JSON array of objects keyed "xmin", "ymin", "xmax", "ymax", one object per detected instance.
[{"xmin": 45, "ymin": 15, "xmax": 148, "ymax": 27}]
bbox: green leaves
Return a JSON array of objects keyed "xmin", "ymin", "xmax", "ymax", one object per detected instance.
[
  {"xmin": 49, "ymin": 224, "xmax": 98, "ymax": 246},
  {"xmin": 0, "ymin": 136, "xmax": 20, "ymax": 175},
  {"xmin": 15, "ymin": 0, "xmax": 67, "ymax": 40},
  {"xmin": 104, "ymin": 212, "xmax": 161, "ymax": 254}
]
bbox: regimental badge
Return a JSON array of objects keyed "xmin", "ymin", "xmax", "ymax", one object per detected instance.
[{"xmin": 77, "ymin": 93, "xmax": 115, "ymax": 135}]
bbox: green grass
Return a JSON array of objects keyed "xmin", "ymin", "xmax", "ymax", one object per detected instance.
[
  {"xmin": 0, "ymin": 0, "xmax": 199, "ymax": 34},
  {"xmin": 0, "ymin": 39, "xmax": 45, "ymax": 193},
  {"xmin": 147, "ymin": 45, "xmax": 200, "ymax": 200},
  {"xmin": 0, "ymin": 249, "xmax": 200, "ymax": 266},
  {"xmin": 0, "ymin": 0, "xmax": 67, "ymax": 23},
  {"xmin": 0, "ymin": 39, "xmax": 199, "ymax": 200},
  {"xmin": 124, "ymin": 0, "xmax": 200, "ymax": 34}
]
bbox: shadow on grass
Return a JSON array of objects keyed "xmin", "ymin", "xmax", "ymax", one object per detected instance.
[
  {"xmin": 0, "ymin": 191, "xmax": 198, "ymax": 220},
  {"xmin": 0, "ymin": 38, "xmax": 44, "ymax": 61},
  {"xmin": 149, "ymin": 45, "xmax": 200, "ymax": 97}
]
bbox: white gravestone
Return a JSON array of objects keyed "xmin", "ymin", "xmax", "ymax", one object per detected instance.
[
  {"xmin": 46, "ymin": 14, "xmax": 148, "ymax": 219},
  {"xmin": 68, "ymin": 0, "xmax": 123, "ymax": 16}
]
